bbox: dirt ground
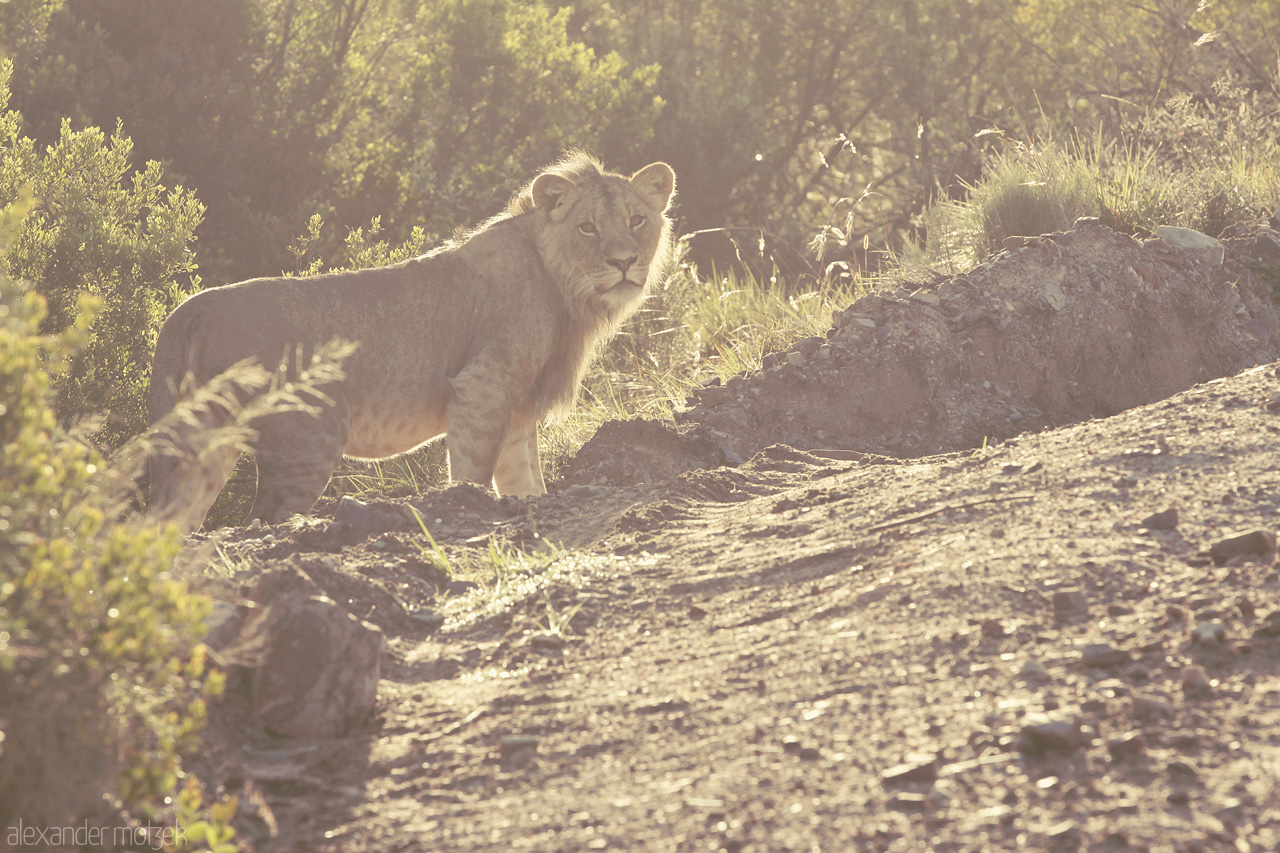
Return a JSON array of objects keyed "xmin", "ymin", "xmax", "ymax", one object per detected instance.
[{"xmin": 196, "ymin": 220, "xmax": 1280, "ymax": 852}]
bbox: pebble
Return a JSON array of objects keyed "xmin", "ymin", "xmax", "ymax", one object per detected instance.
[
  {"xmin": 1167, "ymin": 758, "xmax": 1201, "ymax": 784},
  {"xmin": 1140, "ymin": 507, "xmax": 1179, "ymax": 530},
  {"xmin": 887, "ymin": 792, "xmax": 927, "ymax": 812},
  {"xmin": 1018, "ymin": 659, "xmax": 1050, "ymax": 682},
  {"xmin": 1190, "ymin": 622, "xmax": 1227, "ymax": 646},
  {"xmin": 1253, "ymin": 610, "xmax": 1280, "ymax": 638},
  {"xmin": 530, "ymin": 631, "xmax": 567, "ymax": 650},
  {"xmin": 881, "ymin": 755, "xmax": 939, "ymax": 785},
  {"xmin": 499, "ymin": 735, "xmax": 540, "ymax": 756},
  {"xmin": 1106, "ymin": 730, "xmax": 1146, "ymax": 758},
  {"xmin": 1019, "ymin": 712, "xmax": 1085, "ymax": 754},
  {"xmin": 1080, "ymin": 643, "xmax": 1130, "ymax": 668},
  {"xmin": 1131, "ymin": 694, "xmax": 1176, "ymax": 719},
  {"xmin": 1180, "ymin": 664, "xmax": 1214, "ymax": 697},
  {"xmin": 1052, "ymin": 588, "xmax": 1089, "ymax": 625},
  {"xmin": 1208, "ymin": 528, "xmax": 1275, "ymax": 565}
]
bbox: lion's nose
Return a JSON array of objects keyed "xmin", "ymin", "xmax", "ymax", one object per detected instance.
[{"xmin": 607, "ymin": 255, "xmax": 638, "ymax": 274}]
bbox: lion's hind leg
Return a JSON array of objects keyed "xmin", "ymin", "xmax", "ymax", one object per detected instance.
[{"xmin": 249, "ymin": 407, "xmax": 348, "ymax": 524}]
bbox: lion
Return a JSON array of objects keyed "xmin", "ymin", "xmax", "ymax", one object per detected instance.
[{"xmin": 147, "ymin": 152, "xmax": 676, "ymax": 533}]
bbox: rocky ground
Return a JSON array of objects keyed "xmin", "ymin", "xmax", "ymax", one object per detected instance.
[{"xmin": 193, "ymin": 220, "xmax": 1280, "ymax": 852}]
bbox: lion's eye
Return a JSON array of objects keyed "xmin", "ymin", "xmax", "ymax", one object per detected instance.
[
  {"xmin": 629, "ymin": 214, "xmax": 646, "ymax": 230},
  {"xmin": 578, "ymin": 222, "xmax": 597, "ymax": 236}
]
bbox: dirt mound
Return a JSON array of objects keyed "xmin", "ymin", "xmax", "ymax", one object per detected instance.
[{"xmin": 666, "ymin": 220, "xmax": 1279, "ymax": 466}]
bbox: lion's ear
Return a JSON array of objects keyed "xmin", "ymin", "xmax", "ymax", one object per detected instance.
[
  {"xmin": 531, "ymin": 173, "xmax": 575, "ymax": 213},
  {"xmin": 630, "ymin": 162, "xmax": 676, "ymax": 213}
]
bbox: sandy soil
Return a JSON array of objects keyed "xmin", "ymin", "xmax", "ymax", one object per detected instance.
[{"xmin": 197, "ymin": 221, "xmax": 1280, "ymax": 852}]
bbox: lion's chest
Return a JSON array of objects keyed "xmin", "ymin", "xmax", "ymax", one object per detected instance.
[{"xmin": 343, "ymin": 403, "xmax": 447, "ymax": 460}]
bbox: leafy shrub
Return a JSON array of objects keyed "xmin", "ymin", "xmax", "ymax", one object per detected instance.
[
  {"xmin": 0, "ymin": 59, "xmax": 203, "ymax": 446},
  {"xmin": 0, "ymin": 276, "xmax": 225, "ymax": 843}
]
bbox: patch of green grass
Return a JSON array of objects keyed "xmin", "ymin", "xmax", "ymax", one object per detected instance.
[{"xmin": 909, "ymin": 78, "xmax": 1280, "ymax": 275}]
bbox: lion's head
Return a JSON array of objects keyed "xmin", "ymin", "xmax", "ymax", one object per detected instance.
[{"xmin": 512, "ymin": 152, "xmax": 676, "ymax": 320}]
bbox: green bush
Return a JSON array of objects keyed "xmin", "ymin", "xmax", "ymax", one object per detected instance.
[
  {"xmin": 0, "ymin": 59, "xmax": 203, "ymax": 446},
  {"xmin": 0, "ymin": 276, "xmax": 225, "ymax": 843}
]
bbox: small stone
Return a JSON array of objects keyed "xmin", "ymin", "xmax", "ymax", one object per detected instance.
[
  {"xmin": 928, "ymin": 781, "xmax": 955, "ymax": 809},
  {"xmin": 1190, "ymin": 622, "xmax": 1227, "ymax": 646},
  {"xmin": 529, "ymin": 631, "xmax": 567, "ymax": 650},
  {"xmin": 785, "ymin": 351, "xmax": 806, "ymax": 367},
  {"xmin": 696, "ymin": 386, "xmax": 732, "ymax": 407},
  {"xmin": 887, "ymin": 792, "xmax": 927, "ymax": 812},
  {"xmin": 1131, "ymin": 694, "xmax": 1176, "ymax": 720},
  {"xmin": 1107, "ymin": 730, "xmax": 1146, "ymax": 758},
  {"xmin": 1180, "ymin": 664, "xmax": 1214, "ymax": 697},
  {"xmin": 202, "ymin": 600, "xmax": 241, "ymax": 652},
  {"xmin": 1254, "ymin": 610, "xmax": 1280, "ymax": 638},
  {"xmin": 499, "ymin": 734, "xmax": 541, "ymax": 756},
  {"xmin": 1250, "ymin": 229, "xmax": 1280, "ymax": 264},
  {"xmin": 1168, "ymin": 758, "xmax": 1201, "ymax": 784},
  {"xmin": 1018, "ymin": 659, "xmax": 1050, "ymax": 682},
  {"xmin": 1019, "ymin": 712, "xmax": 1085, "ymax": 754},
  {"xmin": 881, "ymin": 756, "xmax": 938, "ymax": 785},
  {"xmin": 1080, "ymin": 643, "xmax": 1130, "ymax": 668},
  {"xmin": 1140, "ymin": 507, "xmax": 1179, "ymax": 530},
  {"xmin": 980, "ymin": 618, "xmax": 1007, "ymax": 638},
  {"xmin": 798, "ymin": 746, "xmax": 822, "ymax": 761},
  {"xmin": 1044, "ymin": 820, "xmax": 1081, "ymax": 850},
  {"xmin": 1052, "ymin": 588, "xmax": 1089, "ymax": 625},
  {"xmin": 1208, "ymin": 528, "xmax": 1275, "ymax": 565}
]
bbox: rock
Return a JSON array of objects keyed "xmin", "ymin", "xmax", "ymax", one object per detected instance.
[
  {"xmin": 499, "ymin": 734, "xmax": 540, "ymax": 755},
  {"xmin": 881, "ymin": 755, "xmax": 939, "ymax": 785},
  {"xmin": 695, "ymin": 385, "xmax": 732, "ymax": 407},
  {"xmin": 1052, "ymin": 588, "xmax": 1089, "ymax": 625},
  {"xmin": 247, "ymin": 568, "xmax": 383, "ymax": 739},
  {"xmin": 1155, "ymin": 225, "xmax": 1222, "ymax": 250},
  {"xmin": 1131, "ymin": 693, "xmax": 1177, "ymax": 720},
  {"xmin": 1018, "ymin": 659, "xmax": 1051, "ymax": 683},
  {"xmin": 1019, "ymin": 712, "xmax": 1085, "ymax": 754},
  {"xmin": 887, "ymin": 792, "xmax": 927, "ymax": 812},
  {"xmin": 1106, "ymin": 730, "xmax": 1146, "ymax": 759},
  {"xmin": 927, "ymin": 781, "xmax": 955, "ymax": 809},
  {"xmin": 1254, "ymin": 610, "xmax": 1280, "ymax": 638},
  {"xmin": 1250, "ymin": 229, "xmax": 1280, "ymax": 265},
  {"xmin": 529, "ymin": 631, "xmax": 568, "ymax": 650},
  {"xmin": 1080, "ymin": 643, "xmax": 1130, "ymax": 668},
  {"xmin": 1044, "ymin": 819, "xmax": 1082, "ymax": 850},
  {"xmin": 499, "ymin": 735, "xmax": 539, "ymax": 768},
  {"xmin": 1140, "ymin": 507, "xmax": 1179, "ymax": 530},
  {"xmin": 1167, "ymin": 758, "xmax": 1201, "ymax": 785},
  {"xmin": 333, "ymin": 495, "xmax": 401, "ymax": 533},
  {"xmin": 1180, "ymin": 664, "xmax": 1214, "ymax": 697},
  {"xmin": 980, "ymin": 617, "xmax": 1008, "ymax": 638},
  {"xmin": 1190, "ymin": 622, "xmax": 1228, "ymax": 646},
  {"xmin": 1207, "ymin": 528, "xmax": 1275, "ymax": 565},
  {"xmin": 203, "ymin": 599, "xmax": 242, "ymax": 652}
]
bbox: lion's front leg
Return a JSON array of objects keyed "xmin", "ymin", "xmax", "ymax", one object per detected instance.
[
  {"xmin": 493, "ymin": 413, "xmax": 545, "ymax": 497},
  {"xmin": 445, "ymin": 364, "xmax": 526, "ymax": 492}
]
